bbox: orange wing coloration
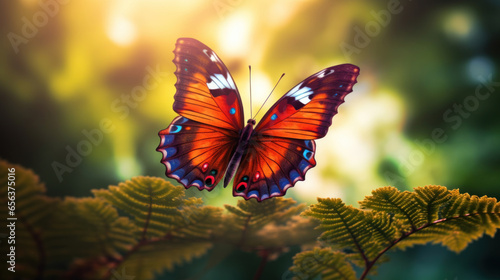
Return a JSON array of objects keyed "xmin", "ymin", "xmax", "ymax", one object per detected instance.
[
  {"xmin": 172, "ymin": 38, "xmax": 244, "ymax": 131},
  {"xmin": 255, "ymin": 64, "xmax": 359, "ymax": 139}
]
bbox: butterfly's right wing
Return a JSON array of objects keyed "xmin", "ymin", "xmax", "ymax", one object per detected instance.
[{"xmin": 157, "ymin": 116, "xmax": 238, "ymax": 190}]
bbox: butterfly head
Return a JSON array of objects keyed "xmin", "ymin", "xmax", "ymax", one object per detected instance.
[{"xmin": 247, "ymin": 119, "xmax": 256, "ymax": 125}]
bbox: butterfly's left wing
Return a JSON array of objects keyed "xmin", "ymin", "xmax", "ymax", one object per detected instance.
[
  {"xmin": 232, "ymin": 64, "xmax": 359, "ymax": 200},
  {"xmin": 255, "ymin": 64, "xmax": 359, "ymax": 139}
]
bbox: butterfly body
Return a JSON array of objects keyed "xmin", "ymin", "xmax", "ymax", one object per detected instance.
[
  {"xmin": 223, "ymin": 119, "xmax": 256, "ymax": 188},
  {"xmin": 157, "ymin": 38, "xmax": 359, "ymax": 201}
]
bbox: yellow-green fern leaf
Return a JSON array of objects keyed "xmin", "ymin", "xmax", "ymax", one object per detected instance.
[{"xmin": 290, "ymin": 248, "xmax": 356, "ymax": 280}]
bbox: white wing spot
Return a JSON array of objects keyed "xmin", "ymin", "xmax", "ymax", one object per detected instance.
[
  {"xmin": 207, "ymin": 73, "xmax": 236, "ymax": 90},
  {"xmin": 203, "ymin": 48, "xmax": 219, "ymax": 62},
  {"xmin": 286, "ymin": 83, "xmax": 312, "ymax": 105}
]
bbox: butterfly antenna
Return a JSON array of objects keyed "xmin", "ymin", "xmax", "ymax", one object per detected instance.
[
  {"xmin": 249, "ymin": 65, "xmax": 252, "ymax": 118},
  {"xmin": 253, "ymin": 73, "xmax": 285, "ymax": 119}
]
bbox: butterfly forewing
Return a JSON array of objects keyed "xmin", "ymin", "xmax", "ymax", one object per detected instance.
[
  {"xmin": 172, "ymin": 38, "xmax": 244, "ymax": 131},
  {"xmin": 255, "ymin": 64, "xmax": 360, "ymax": 139}
]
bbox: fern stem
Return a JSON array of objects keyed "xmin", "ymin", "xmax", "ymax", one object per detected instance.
[{"xmin": 253, "ymin": 250, "xmax": 269, "ymax": 280}]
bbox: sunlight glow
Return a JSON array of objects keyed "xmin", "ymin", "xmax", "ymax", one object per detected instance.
[
  {"xmin": 218, "ymin": 12, "xmax": 252, "ymax": 57},
  {"xmin": 250, "ymin": 72, "xmax": 273, "ymax": 118},
  {"xmin": 107, "ymin": 16, "xmax": 137, "ymax": 46},
  {"xmin": 296, "ymin": 85, "xmax": 407, "ymax": 203}
]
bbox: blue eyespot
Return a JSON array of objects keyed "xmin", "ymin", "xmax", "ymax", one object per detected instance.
[
  {"xmin": 170, "ymin": 125, "xmax": 182, "ymax": 133},
  {"xmin": 184, "ymin": 68, "xmax": 188, "ymax": 72},
  {"xmin": 303, "ymin": 149, "xmax": 313, "ymax": 160},
  {"xmin": 339, "ymin": 85, "xmax": 343, "ymax": 88},
  {"xmin": 334, "ymin": 93, "xmax": 338, "ymax": 97},
  {"xmin": 271, "ymin": 113, "xmax": 278, "ymax": 121},
  {"xmin": 230, "ymin": 107, "xmax": 236, "ymax": 115},
  {"xmin": 184, "ymin": 58, "xmax": 188, "ymax": 62}
]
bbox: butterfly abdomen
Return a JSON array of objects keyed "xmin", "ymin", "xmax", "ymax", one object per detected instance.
[{"xmin": 223, "ymin": 119, "xmax": 255, "ymax": 188}]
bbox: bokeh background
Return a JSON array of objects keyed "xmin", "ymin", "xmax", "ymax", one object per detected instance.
[{"xmin": 1, "ymin": 0, "xmax": 499, "ymax": 279}]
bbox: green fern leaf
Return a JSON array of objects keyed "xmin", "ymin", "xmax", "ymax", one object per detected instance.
[
  {"xmin": 93, "ymin": 176, "xmax": 197, "ymax": 239},
  {"xmin": 46, "ymin": 197, "xmax": 137, "ymax": 279},
  {"xmin": 290, "ymin": 248, "xmax": 356, "ymax": 280},
  {"xmin": 413, "ymin": 185, "xmax": 450, "ymax": 223},
  {"xmin": 295, "ymin": 185, "xmax": 500, "ymax": 279},
  {"xmin": 399, "ymin": 189, "xmax": 500, "ymax": 252},
  {"xmin": 92, "ymin": 177, "xmax": 222, "ymax": 279},
  {"xmin": 304, "ymin": 198, "xmax": 376, "ymax": 261},
  {"xmin": 360, "ymin": 186, "xmax": 426, "ymax": 230},
  {"xmin": 221, "ymin": 197, "xmax": 307, "ymax": 248}
]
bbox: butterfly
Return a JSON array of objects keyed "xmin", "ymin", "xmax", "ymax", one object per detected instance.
[{"xmin": 157, "ymin": 38, "xmax": 359, "ymax": 201}]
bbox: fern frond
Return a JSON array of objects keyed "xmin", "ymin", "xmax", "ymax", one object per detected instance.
[
  {"xmin": 47, "ymin": 197, "xmax": 137, "ymax": 260},
  {"xmin": 295, "ymin": 185, "xmax": 500, "ymax": 279},
  {"xmin": 304, "ymin": 198, "xmax": 377, "ymax": 262},
  {"xmin": 398, "ymin": 189, "xmax": 500, "ymax": 252},
  {"xmin": 221, "ymin": 197, "xmax": 306, "ymax": 248},
  {"xmin": 88, "ymin": 177, "xmax": 226, "ymax": 280},
  {"xmin": 290, "ymin": 248, "xmax": 356, "ymax": 280},
  {"xmin": 93, "ymin": 176, "xmax": 196, "ymax": 239},
  {"xmin": 360, "ymin": 186, "xmax": 425, "ymax": 230},
  {"xmin": 413, "ymin": 185, "xmax": 450, "ymax": 223}
]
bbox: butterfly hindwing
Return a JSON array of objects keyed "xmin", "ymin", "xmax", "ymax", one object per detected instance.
[
  {"xmin": 157, "ymin": 116, "xmax": 239, "ymax": 190},
  {"xmin": 255, "ymin": 64, "xmax": 359, "ymax": 139},
  {"xmin": 232, "ymin": 135, "xmax": 316, "ymax": 201},
  {"xmin": 172, "ymin": 38, "xmax": 244, "ymax": 131}
]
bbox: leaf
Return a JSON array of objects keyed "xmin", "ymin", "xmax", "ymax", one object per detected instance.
[
  {"xmin": 360, "ymin": 186, "xmax": 425, "ymax": 230},
  {"xmin": 220, "ymin": 197, "xmax": 307, "ymax": 248},
  {"xmin": 304, "ymin": 198, "xmax": 386, "ymax": 263},
  {"xmin": 92, "ymin": 177, "xmax": 222, "ymax": 279},
  {"xmin": 118, "ymin": 240, "xmax": 213, "ymax": 280},
  {"xmin": 47, "ymin": 197, "xmax": 137, "ymax": 261},
  {"xmin": 290, "ymin": 248, "xmax": 356, "ymax": 280},
  {"xmin": 294, "ymin": 185, "xmax": 500, "ymax": 279}
]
